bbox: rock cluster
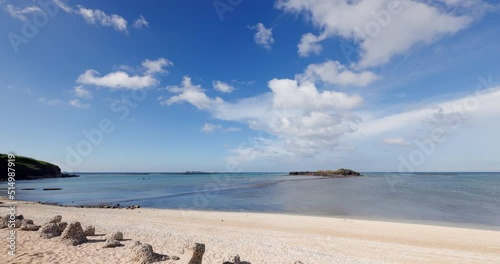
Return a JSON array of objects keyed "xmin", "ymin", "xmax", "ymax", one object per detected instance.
[
  {"xmin": 75, "ymin": 204, "xmax": 141, "ymax": 210},
  {"xmin": 40, "ymin": 220, "xmax": 67, "ymax": 239},
  {"xmin": 289, "ymin": 168, "xmax": 361, "ymax": 177},
  {"xmin": 20, "ymin": 219, "xmax": 40, "ymax": 231},
  {"xmin": 102, "ymin": 231, "xmax": 124, "ymax": 248},
  {"xmin": 0, "ymin": 215, "xmax": 40, "ymax": 231}
]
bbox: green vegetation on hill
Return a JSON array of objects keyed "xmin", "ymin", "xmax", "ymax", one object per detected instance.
[{"xmin": 0, "ymin": 154, "xmax": 76, "ymax": 181}]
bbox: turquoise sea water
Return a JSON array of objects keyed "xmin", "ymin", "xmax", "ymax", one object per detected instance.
[{"xmin": 3, "ymin": 172, "xmax": 500, "ymax": 229}]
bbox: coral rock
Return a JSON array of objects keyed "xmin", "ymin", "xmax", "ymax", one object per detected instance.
[
  {"xmin": 84, "ymin": 225, "xmax": 95, "ymax": 236},
  {"xmin": 59, "ymin": 222, "xmax": 87, "ymax": 246},
  {"xmin": 49, "ymin": 215, "xmax": 62, "ymax": 223}
]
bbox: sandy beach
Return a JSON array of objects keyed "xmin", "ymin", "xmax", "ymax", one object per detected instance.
[{"xmin": 2, "ymin": 199, "xmax": 500, "ymax": 264}]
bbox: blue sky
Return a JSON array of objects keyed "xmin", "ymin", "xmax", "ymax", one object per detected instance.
[{"xmin": 1, "ymin": 0, "xmax": 500, "ymax": 172}]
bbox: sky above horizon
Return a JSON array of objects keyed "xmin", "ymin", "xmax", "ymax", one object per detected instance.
[{"xmin": 1, "ymin": 0, "xmax": 500, "ymax": 172}]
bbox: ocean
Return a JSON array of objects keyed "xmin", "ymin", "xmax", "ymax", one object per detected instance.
[{"xmin": 5, "ymin": 172, "xmax": 500, "ymax": 229}]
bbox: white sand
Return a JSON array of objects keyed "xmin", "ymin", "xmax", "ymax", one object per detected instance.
[{"xmin": 2, "ymin": 200, "xmax": 500, "ymax": 264}]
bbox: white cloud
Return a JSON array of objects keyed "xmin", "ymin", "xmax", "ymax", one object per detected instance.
[
  {"xmin": 382, "ymin": 137, "xmax": 411, "ymax": 146},
  {"xmin": 142, "ymin": 58, "xmax": 172, "ymax": 75},
  {"xmin": 77, "ymin": 70, "xmax": 158, "ymax": 90},
  {"xmin": 276, "ymin": 0, "xmax": 476, "ymax": 68},
  {"xmin": 297, "ymin": 32, "xmax": 327, "ymax": 57},
  {"xmin": 201, "ymin": 123, "xmax": 222, "ymax": 133},
  {"xmin": 162, "ymin": 75, "xmax": 364, "ymax": 157},
  {"xmin": 76, "ymin": 58, "xmax": 171, "ymax": 90},
  {"xmin": 53, "ymin": 0, "xmax": 73, "ymax": 13},
  {"xmin": 53, "ymin": 1, "xmax": 128, "ymax": 33},
  {"xmin": 354, "ymin": 87, "xmax": 500, "ymax": 137},
  {"xmin": 73, "ymin": 85, "xmax": 92, "ymax": 99},
  {"xmin": 269, "ymin": 78, "xmax": 363, "ymax": 111},
  {"xmin": 77, "ymin": 5, "xmax": 127, "ymax": 32},
  {"xmin": 134, "ymin": 15, "xmax": 149, "ymax": 29},
  {"xmin": 68, "ymin": 99, "xmax": 90, "ymax": 109},
  {"xmin": 201, "ymin": 123, "xmax": 241, "ymax": 133},
  {"xmin": 298, "ymin": 60, "xmax": 379, "ymax": 87},
  {"xmin": 4, "ymin": 4, "xmax": 42, "ymax": 21},
  {"xmin": 213, "ymin": 80, "xmax": 235, "ymax": 93},
  {"xmin": 250, "ymin": 23, "xmax": 275, "ymax": 49},
  {"xmin": 162, "ymin": 76, "xmax": 224, "ymax": 110}
]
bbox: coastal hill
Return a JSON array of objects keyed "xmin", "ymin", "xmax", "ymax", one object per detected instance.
[
  {"xmin": 0, "ymin": 154, "xmax": 76, "ymax": 181},
  {"xmin": 289, "ymin": 168, "xmax": 361, "ymax": 178}
]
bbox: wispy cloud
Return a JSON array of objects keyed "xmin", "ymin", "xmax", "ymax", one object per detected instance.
[
  {"xmin": 134, "ymin": 15, "xmax": 149, "ymax": 29},
  {"xmin": 73, "ymin": 85, "xmax": 92, "ymax": 99},
  {"xmin": 4, "ymin": 4, "xmax": 42, "ymax": 21},
  {"xmin": 76, "ymin": 5, "xmax": 127, "ymax": 32},
  {"xmin": 53, "ymin": 0, "xmax": 129, "ymax": 33},
  {"xmin": 38, "ymin": 97, "xmax": 63, "ymax": 106},
  {"xmin": 68, "ymin": 99, "xmax": 91, "ymax": 109},
  {"xmin": 201, "ymin": 123, "xmax": 241, "ymax": 133},
  {"xmin": 201, "ymin": 123, "xmax": 222, "ymax": 133},
  {"xmin": 250, "ymin": 23, "xmax": 274, "ymax": 49},
  {"xmin": 213, "ymin": 80, "xmax": 235, "ymax": 93},
  {"xmin": 297, "ymin": 60, "xmax": 379, "ymax": 87}
]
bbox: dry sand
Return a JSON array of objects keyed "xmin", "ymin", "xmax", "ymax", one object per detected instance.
[{"xmin": 2, "ymin": 199, "xmax": 500, "ymax": 264}]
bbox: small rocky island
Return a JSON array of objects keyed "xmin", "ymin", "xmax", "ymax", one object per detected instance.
[
  {"xmin": 289, "ymin": 168, "xmax": 361, "ymax": 178},
  {"xmin": 0, "ymin": 153, "xmax": 78, "ymax": 181}
]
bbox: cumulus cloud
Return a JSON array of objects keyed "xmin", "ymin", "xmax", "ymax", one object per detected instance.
[
  {"xmin": 68, "ymin": 99, "xmax": 91, "ymax": 109},
  {"xmin": 162, "ymin": 76, "xmax": 224, "ymax": 110},
  {"xmin": 382, "ymin": 137, "xmax": 411, "ymax": 146},
  {"xmin": 250, "ymin": 23, "xmax": 275, "ymax": 49},
  {"xmin": 73, "ymin": 85, "xmax": 92, "ymax": 99},
  {"xmin": 77, "ymin": 58, "xmax": 171, "ymax": 90},
  {"xmin": 298, "ymin": 60, "xmax": 379, "ymax": 87},
  {"xmin": 142, "ymin": 58, "xmax": 172, "ymax": 75},
  {"xmin": 4, "ymin": 4, "xmax": 42, "ymax": 21},
  {"xmin": 269, "ymin": 78, "xmax": 363, "ymax": 111},
  {"xmin": 134, "ymin": 15, "xmax": 149, "ymax": 29},
  {"xmin": 213, "ymin": 80, "xmax": 235, "ymax": 93},
  {"xmin": 162, "ymin": 74, "xmax": 364, "ymax": 157},
  {"xmin": 77, "ymin": 70, "xmax": 158, "ymax": 90},
  {"xmin": 297, "ymin": 32, "xmax": 327, "ymax": 57},
  {"xmin": 276, "ymin": 0, "xmax": 477, "ymax": 67}
]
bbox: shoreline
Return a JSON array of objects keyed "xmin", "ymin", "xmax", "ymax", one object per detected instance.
[
  {"xmin": 2, "ymin": 199, "xmax": 500, "ymax": 263},
  {"xmin": 18, "ymin": 198, "xmax": 500, "ymax": 232}
]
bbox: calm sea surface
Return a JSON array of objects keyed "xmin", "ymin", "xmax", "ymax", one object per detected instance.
[{"xmin": 4, "ymin": 172, "xmax": 500, "ymax": 229}]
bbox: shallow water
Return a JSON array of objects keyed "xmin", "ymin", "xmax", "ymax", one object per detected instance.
[{"xmin": 4, "ymin": 172, "xmax": 500, "ymax": 229}]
